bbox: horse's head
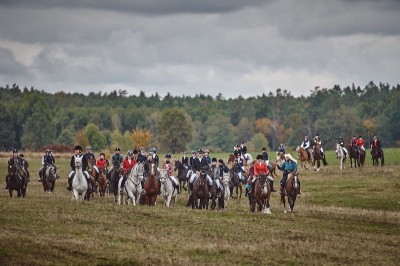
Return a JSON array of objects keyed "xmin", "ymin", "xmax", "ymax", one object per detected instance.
[
  {"xmin": 48, "ymin": 165, "xmax": 59, "ymax": 179},
  {"xmin": 258, "ymin": 174, "xmax": 269, "ymax": 195},
  {"xmin": 136, "ymin": 162, "xmax": 144, "ymax": 176},
  {"xmin": 74, "ymin": 155, "xmax": 83, "ymax": 169},
  {"xmin": 159, "ymin": 169, "xmax": 168, "ymax": 184},
  {"xmin": 8, "ymin": 164, "xmax": 16, "ymax": 176}
]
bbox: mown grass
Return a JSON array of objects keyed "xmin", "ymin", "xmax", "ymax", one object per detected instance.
[{"xmin": 0, "ymin": 150, "xmax": 399, "ymax": 265}]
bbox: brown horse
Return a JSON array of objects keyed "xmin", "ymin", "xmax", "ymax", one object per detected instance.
[
  {"xmin": 7, "ymin": 163, "xmax": 28, "ymax": 198},
  {"xmin": 110, "ymin": 165, "xmax": 123, "ymax": 203},
  {"xmin": 312, "ymin": 143, "xmax": 327, "ymax": 171},
  {"xmin": 359, "ymin": 148, "xmax": 366, "ymax": 167},
  {"xmin": 141, "ymin": 163, "xmax": 159, "ymax": 206},
  {"xmin": 281, "ymin": 171, "xmax": 300, "ymax": 213},
  {"xmin": 250, "ymin": 174, "xmax": 272, "ymax": 214},
  {"xmin": 227, "ymin": 154, "xmax": 235, "ymax": 165},
  {"xmin": 84, "ymin": 166, "xmax": 97, "ymax": 201},
  {"xmin": 97, "ymin": 169, "xmax": 108, "ymax": 197},
  {"xmin": 192, "ymin": 168, "xmax": 209, "ymax": 209},
  {"xmin": 296, "ymin": 146, "xmax": 312, "ymax": 169},
  {"xmin": 371, "ymin": 147, "xmax": 384, "ymax": 166}
]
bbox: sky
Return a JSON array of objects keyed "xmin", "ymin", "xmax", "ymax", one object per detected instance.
[{"xmin": 0, "ymin": 0, "xmax": 399, "ymax": 99}]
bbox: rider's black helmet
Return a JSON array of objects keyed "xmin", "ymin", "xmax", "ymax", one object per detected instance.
[
  {"xmin": 115, "ymin": 147, "xmax": 120, "ymax": 151},
  {"xmin": 74, "ymin": 145, "xmax": 82, "ymax": 151},
  {"xmin": 12, "ymin": 149, "xmax": 18, "ymax": 154},
  {"xmin": 165, "ymin": 153, "xmax": 171, "ymax": 158}
]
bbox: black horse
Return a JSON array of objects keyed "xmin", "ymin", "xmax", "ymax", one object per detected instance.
[
  {"xmin": 348, "ymin": 145, "xmax": 360, "ymax": 168},
  {"xmin": 174, "ymin": 160, "xmax": 188, "ymax": 191},
  {"xmin": 371, "ymin": 147, "xmax": 384, "ymax": 166},
  {"xmin": 6, "ymin": 164, "xmax": 28, "ymax": 197}
]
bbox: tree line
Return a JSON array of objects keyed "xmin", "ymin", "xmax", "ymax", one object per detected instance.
[{"xmin": 0, "ymin": 82, "xmax": 399, "ymax": 154}]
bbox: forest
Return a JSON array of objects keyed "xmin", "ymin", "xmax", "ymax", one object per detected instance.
[{"xmin": 0, "ymin": 82, "xmax": 399, "ymax": 154}]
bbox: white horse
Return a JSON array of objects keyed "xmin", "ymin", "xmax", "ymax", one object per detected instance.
[
  {"xmin": 222, "ymin": 172, "xmax": 230, "ymax": 207},
  {"xmin": 242, "ymin": 153, "xmax": 253, "ymax": 166},
  {"xmin": 118, "ymin": 162, "xmax": 144, "ymax": 206},
  {"xmin": 159, "ymin": 169, "xmax": 178, "ymax": 207},
  {"xmin": 72, "ymin": 155, "xmax": 88, "ymax": 201},
  {"xmin": 336, "ymin": 143, "xmax": 346, "ymax": 170}
]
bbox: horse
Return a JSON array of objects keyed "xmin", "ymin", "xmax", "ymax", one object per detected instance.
[
  {"xmin": 42, "ymin": 164, "xmax": 59, "ymax": 193},
  {"xmin": 110, "ymin": 162, "xmax": 123, "ymax": 202},
  {"xmin": 359, "ymin": 148, "xmax": 366, "ymax": 167},
  {"xmin": 312, "ymin": 143, "xmax": 327, "ymax": 171},
  {"xmin": 141, "ymin": 163, "xmax": 159, "ymax": 206},
  {"xmin": 222, "ymin": 172, "xmax": 231, "ymax": 207},
  {"xmin": 71, "ymin": 155, "xmax": 88, "ymax": 201},
  {"xmin": 227, "ymin": 154, "xmax": 235, "ymax": 165},
  {"xmin": 296, "ymin": 146, "xmax": 312, "ymax": 170},
  {"xmin": 118, "ymin": 162, "xmax": 144, "ymax": 206},
  {"xmin": 229, "ymin": 169, "xmax": 243, "ymax": 199},
  {"xmin": 85, "ymin": 159, "xmax": 97, "ymax": 200},
  {"xmin": 242, "ymin": 153, "xmax": 253, "ymax": 166},
  {"xmin": 97, "ymin": 169, "xmax": 108, "ymax": 197},
  {"xmin": 159, "ymin": 168, "xmax": 178, "ymax": 207},
  {"xmin": 336, "ymin": 144, "xmax": 346, "ymax": 170},
  {"xmin": 191, "ymin": 168, "xmax": 209, "ymax": 209},
  {"xmin": 281, "ymin": 171, "xmax": 300, "ymax": 213},
  {"xmin": 250, "ymin": 174, "xmax": 272, "ymax": 214},
  {"xmin": 348, "ymin": 145, "xmax": 360, "ymax": 168},
  {"xmin": 371, "ymin": 147, "xmax": 384, "ymax": 166},
  {"xmin": 6, "ymin": 163, "xmax": 28, "ymax": 197},
  {"xmin": 174, "ymin": 160, "xmax": 188, "ymax": 191}
]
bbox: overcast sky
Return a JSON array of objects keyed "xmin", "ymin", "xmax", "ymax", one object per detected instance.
[{"xmin": 1, "ymin": 0, "xmax": 399, "ymax": 98}]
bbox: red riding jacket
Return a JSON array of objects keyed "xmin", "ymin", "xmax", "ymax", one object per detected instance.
[
  {"xmin": 253, "ymin": 161, "xmax": 269, "ymax": 176},
  {"xmin": 123, "ymin": 158, "xmax": 137, "ymax": 174}
]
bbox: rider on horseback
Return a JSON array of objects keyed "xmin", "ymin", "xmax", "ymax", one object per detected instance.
[
  {"xmin": 204, "ymin": 149, "xmax": 212, "ymax": 165},
  {"xmin": 277, "ymin": 141, "xmax": 286, "ymax": 154},
  {"xmin": 120, "ymin": 150, "xmax": 137, "ymax": 191},
  {"xmin": 250, "ymin": 154, "xmax": 276, "ymax": 193},
  {"xmin": 151, "ymin": 147, "xmax": 159, "ymax": 167},
  {"xmin": 217, "ymin": 159, "xmax": 229, "ymax": 197},
  {"xmin": 370, "ymin": 136, "xmax": 382, "ymax": 154},
  {"xmin": 5, "ymin": 149, "xmax": 26, "ymax": 189},
  {"xmin": 336, "ymin": 136, "xmax": 348, "ymax": 159},
  {"xmin": 313, "ymin": 134, "xmax": 327, "ymax": 165},
  {"xmin": 38, "ymin": 149, "xmax": 55, "ymax": 182},
  {"xmin": 67, "ymin": 146, "xmax": 90, "ymax": 191},
  {"xmin": 189, "ymin": 149, "xmax": 213, "ymax": 197},
  {"xmin": 301, "ymin": 136, "xmax": 312, "ymax": 160},
  {"xmin": 181, "ymin": 151, "xmax": 189, "ymax": 168},
  {"xmin": 96, "ymin": 153, "xmax": 109, "ymax": 173},
  {"xmin": 85, "ymin": 146, "xmax": 99, "ymax": 183},
  {"xmin": 162, "ymin": 153, "xmax": 180, "ymax": 194},
  {"xmin": 357, "ymin": 135, "xmax": 365, "ymax": 152},
  {"xmin": 278, "ymin": 154, "xmax": 301, "ymax": 194}
]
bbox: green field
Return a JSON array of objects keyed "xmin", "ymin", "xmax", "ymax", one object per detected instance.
[{"xmin": 1, "ymin": 149, "xmax": 399, "ymax": 265}]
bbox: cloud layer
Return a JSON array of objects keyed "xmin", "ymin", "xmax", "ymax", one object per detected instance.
[{"xmin": 1, "ymin": 0, "xmax": 399, "ymax": 98}]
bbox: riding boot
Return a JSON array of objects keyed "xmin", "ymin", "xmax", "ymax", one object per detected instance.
[
  {"xmin": 5, "ymin": 176, "xmax": 8, "ymax": 189},
  {"xmin": 189, "ymin": 182, "xmax": 194, "ymax": 194},
  {"xmin": 120, "ymin": 176, "xmax": 126, "ymax": 192},
  {"xmin": 322, "ymin": 155, "xmax": 328, "ymax": 166},
  {"xmin": 298, "ymin": 180, "xmax": 301, "ymax": 194},
  {"xmin": 271, "ymin": 181, "xmax": 277, "ymax": 192},
  {"xmin": 67, "ymin": 177, "xmax": 72, "ymax": 191}
]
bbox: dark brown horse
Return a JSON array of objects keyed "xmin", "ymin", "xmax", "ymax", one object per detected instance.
[
  {"xmin": 312, "ymin": 143, "xmax": 327, "ymax": 171},
  {"xmin": 174, "ymin": 160, "xmax": 188, "ymax": 191},
  {"xmin": 229, "ymin": 169, "xmax": 243, "ymax": 199},
  {"xmin": 371, "ymin": 147, "xmax": 384, "ymax": 166},
  {"xmin": 97, "ymin": 169, "xmax": 108, "ymax": 197},
  {"xmin": 141, "ymin": 163, "xmax": 159, "ymax": 206},
  {"xmin": 227, "ymin": 154, "xmax": 235, "ymax": 165},
  {"xmin": 7, "ymin": 163, "xmax": 28, "ymax": 198},
  {"xmin": 110, "ymin": 163, "xmax": 123, "ymax": 202},
  {"xmin": 42, "ymin": 164, "xmax": 58, "ymax": 193},
  {"xmin": 192, "ymin": 168, "xmax": 209, "ymax": 209},
  {"xmin": 359, "ymin": 148, "xmax": 366, "ymax": 167},
  {"xmin": 250, "ymin": 174, "xmax": 272, "ymax": 214},
  {"xmin": 281, "ymin": 171, "xmax": 300, "ymax": 213},
  {"xmin": 348, "ymin": 145, "xmax": 360, "ymax": 168},
  {"xmin": 84, "ymin": 165, "xmax": 97, "ymax": 201},
  {"xmin": 210, "ymin": 179, "xmax": 224, "ymax": 210}
]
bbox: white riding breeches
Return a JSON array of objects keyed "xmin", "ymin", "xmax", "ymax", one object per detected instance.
[
  {"xmin": 169, "ymin": 175, "xmax": 178, "ymax": 186},
  {"xmin": 215, "ymin": 179, "xmax": 222, "ymax": 190},
  {"xmin": 189, "ymin": 172, "xmax": 213, "ymax": 185},
  {"xmin": 93, "ymin": 165, "xmax": 99, "ymax": 173}
]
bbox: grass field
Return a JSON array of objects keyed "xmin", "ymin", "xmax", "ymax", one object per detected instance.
[{"xmin": 1, "ymin": 149, "xmax": 399, "ymax": 265}]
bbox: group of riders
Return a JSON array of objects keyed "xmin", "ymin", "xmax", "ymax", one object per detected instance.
[
  {"xmin": 5, "ymin": 133, "xmax": 383, "ymax": 200},
  {"xmin": 4, "ymin": 149, "xmax": 30, "ymax": 190}
]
